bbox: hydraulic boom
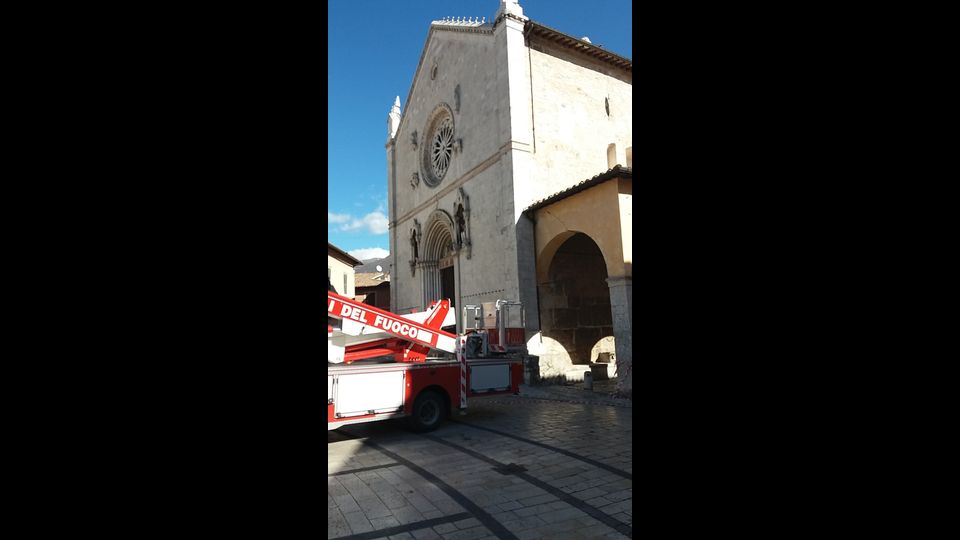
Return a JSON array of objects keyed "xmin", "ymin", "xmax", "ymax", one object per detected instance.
[{"xmin": 328, "ymin": 291, "xmax": 458, "ymax": 364}]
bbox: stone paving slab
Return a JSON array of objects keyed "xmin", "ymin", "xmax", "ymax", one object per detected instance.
[{"xmin": 329, "ymin": 389, "xmax": 632, "ymax": 539}]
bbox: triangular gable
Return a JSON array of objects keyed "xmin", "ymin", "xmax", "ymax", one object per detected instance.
[{"xmin": 396, "ymin": 19, "xmax": 494, "ymax": 136}]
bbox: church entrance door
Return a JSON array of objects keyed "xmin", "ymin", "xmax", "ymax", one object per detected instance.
[
  {"xmin": 422, "ymin": 209, "xmax": 460, "ymax": 332},
  {"xmin": 439, "ymin": 258, "xmax": 456, "ymax": 333},
  {"xmin": 440, "ymin": 265, "xmax": 455, "ymax": 307}
]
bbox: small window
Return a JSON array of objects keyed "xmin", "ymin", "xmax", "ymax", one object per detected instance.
[{"xmin": 343, "ymin": 275, "xmax": 348, "ymax": 295}]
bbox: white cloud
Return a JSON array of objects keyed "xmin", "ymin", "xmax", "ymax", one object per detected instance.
[
  {"xmin": 339, "ymin": 211, "xmax": 389, "ymax": 235},
  {"xmin": 328, "ymin": 212, "xmax": 351, "ymax": 224},
  {"xmin": 348, "ymin": 247, "xmax": 389, "ymax": 260}
]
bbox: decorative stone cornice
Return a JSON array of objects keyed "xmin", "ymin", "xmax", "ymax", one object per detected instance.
[{"xmin": 430, "ymin": 16, "xmax": 493, "ymax": 34}]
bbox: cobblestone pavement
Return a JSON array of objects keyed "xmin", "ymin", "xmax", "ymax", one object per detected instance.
[
  {"xmin": 328, "ymin": 386, "xmax": 632, "ymax": 539},
  {"xmin": 513, "ymin": 381, "xmax": 630, "ymax": 407}
]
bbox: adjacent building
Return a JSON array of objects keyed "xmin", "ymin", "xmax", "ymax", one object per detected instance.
[
  {"xmin": 354, "ymin": 271, "xmax": 391, "ymax": 311},
  {"xmin": 328, "ymin": 242, "xmax": 361, "ymax": 297}
]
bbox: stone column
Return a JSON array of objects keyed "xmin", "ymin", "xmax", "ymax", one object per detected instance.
[
  {"xmin": 420, "ymin": 261, "xmax": 437, "ymax": 309},
  {"xmin": 607, "ymin": 275, "xmax": 632, "ymax": 397}
]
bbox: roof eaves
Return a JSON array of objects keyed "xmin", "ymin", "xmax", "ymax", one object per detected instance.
[
  {"xmin": 524, "ymin": 20, "xmax": 632, "ymax": 72},
  {"xmin": 327, "ymin": 242, "xmax": 363, "ymax": 267},
  {"xmin": 524, "ymin": 165, "xmax": 632, "ymax": 213}
]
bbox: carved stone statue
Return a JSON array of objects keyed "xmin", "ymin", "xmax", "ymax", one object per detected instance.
[
  {"xmin": 455, "ymin": 203, "xmax": 466, "ymax": 247},
  {"xmin": 410, "ymin": 227, "xmax": 419, "ymax": 260},
  {"xmin": 453, "ymin": 188, "xmax": 471, "ymax": 259},
  {"xmin": 409, "ymin": 219, "xmax": 422, "ymax": 275}
]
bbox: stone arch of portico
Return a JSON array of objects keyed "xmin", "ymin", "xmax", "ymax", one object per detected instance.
[
  {"xmin": 536, "ymin": 231, "xmax": 615, "ymax": 368},
  {"xmin": 533, "ymin": 216, "xmax": 631, "ymax": 396},
  {"xmin": 419, "ymin": 209, "xmax": 460, "ymax": 330},
  {"xmin": 536, "ymin": 229, "xmax": 623, "ymax": 286}
]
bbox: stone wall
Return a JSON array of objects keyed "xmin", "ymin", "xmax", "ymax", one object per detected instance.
[{"xmin": 515, "ymin": 38, "xmax": 633, "ymax": 214}]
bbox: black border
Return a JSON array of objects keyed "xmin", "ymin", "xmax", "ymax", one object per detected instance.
[{"xmin": 37, "ymin": 1, "xmax": 927, "ymax": 534}]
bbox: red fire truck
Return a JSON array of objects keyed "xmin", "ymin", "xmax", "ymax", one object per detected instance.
[{"xmin": 327, "ymin": 291, "xmax": 526, "ymax": 432}]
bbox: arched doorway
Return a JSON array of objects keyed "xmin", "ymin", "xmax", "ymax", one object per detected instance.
[
  {"xmin": 420, "ymin": 210, "xmax": 458, "ymax": 332},
  {"xmin": 537, "ymin": 233, "xmax": 615, "ymax": 375}
]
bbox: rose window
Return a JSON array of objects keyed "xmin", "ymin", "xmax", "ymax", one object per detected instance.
[
  {"xmin": 431, "ymin": 117, "xmax": 454, "ymax": 180},
  {"xmin": 421, "ymin": 105, "xmax": 455, "ymax": 187}
]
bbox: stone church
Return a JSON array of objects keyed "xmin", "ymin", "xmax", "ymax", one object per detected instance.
[{"xmin": 385, "ymin": 0, "xmax": 632, "ymax": 394}]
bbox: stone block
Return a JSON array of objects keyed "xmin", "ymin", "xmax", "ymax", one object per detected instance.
[
  {"xmin": 590, "ymin": 362, "xmax": 616, "ymax": 380},
  {"xmin": 538, "ymin": 288, "xmax": 566, "ymax": 310},
  {"xmin": 578, "ymin": 305, "xmax": 612, "ymax": 327},
  {"xmin": 543, "ymin": 329, "xmax": 575, "ymax": 349},
  {"xmin": 552, "ymin": 308, "xmax": 578, "ymax": 328}
]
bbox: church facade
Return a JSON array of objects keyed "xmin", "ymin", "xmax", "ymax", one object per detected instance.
[{"xmin": 385, "ymin": 0, "xmax": 632, "ymax": 394}]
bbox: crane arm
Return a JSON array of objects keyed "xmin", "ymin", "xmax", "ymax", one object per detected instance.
[{"xmin": 327, "ymin": 291, "xmax": 457, "ymax": 353}]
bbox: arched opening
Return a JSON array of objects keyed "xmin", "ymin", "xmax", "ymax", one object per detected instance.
[
  {"xmin": 420, "ymin": 210, "xmax": 458, "ymax": 332},
  {"xmin": 537, "ymin": 233, "xmax": 614, "ymax": 378}
]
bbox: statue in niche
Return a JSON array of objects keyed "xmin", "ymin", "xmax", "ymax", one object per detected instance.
[
  {"xmin": 411, "ymin": 172, "xmax": 419, "ymax": 189},
  {"xmin": 453, "ymin": 188, "xmax": 471, "ymax": 259},
  {"xmin": 411, "ymin": 130, "xmax": 418, "ymax": 149},
  {"xmin": 454, "ymin": 84, "xmax": 460, "ymax": 114},
  {"xmin": 409, "ymin": 219, "xmax": 422, "ymax": 275},
  {"xmin": 455, "ymin": 203, "xmax": 466, "ymax": 247}
]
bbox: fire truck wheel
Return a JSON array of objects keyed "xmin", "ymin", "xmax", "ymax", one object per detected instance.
[{"xmin": 408, "ymin": 390, "xmax": 446, "ymax": 432}]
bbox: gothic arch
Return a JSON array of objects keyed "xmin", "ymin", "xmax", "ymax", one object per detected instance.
[
  {"xmin": 422, "ymin": 209, "xmax": 455, "ymax": 262},
  {"xmin": 418, "ymin": 209, "xmax": 459, "ymax": 319}
]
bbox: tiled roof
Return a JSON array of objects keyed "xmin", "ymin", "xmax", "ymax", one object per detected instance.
[
  {"xmin": 524, "ymin": 20, "xmax": 632, "ymax": 72},
  {"xmin": 524, "ymin": 165, "xmax": 632, "ymax": 213},
  {"xmin": 355, "ymin": 272, "xmax": 391, "ymax": 288}
]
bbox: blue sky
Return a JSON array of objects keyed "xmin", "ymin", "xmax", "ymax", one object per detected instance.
[{"xmin": 328, "ymin": 0, "xmax": 632, "ymax": 261}]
